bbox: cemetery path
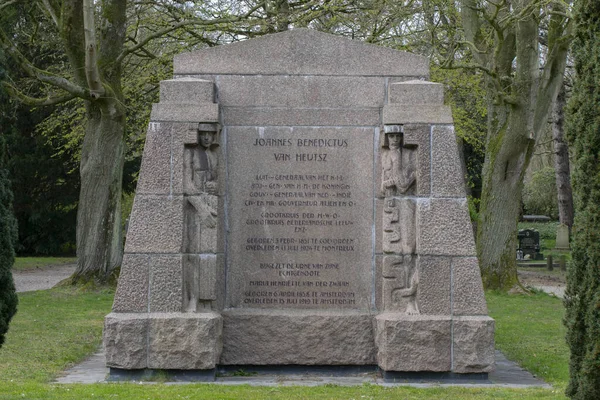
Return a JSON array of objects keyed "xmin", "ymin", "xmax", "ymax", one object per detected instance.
[
  {"xmin": 518, "ymin": 269, "xmax": 566, "ymax": 298},
  {"xmin": 12, "ymin": 264, "xmax": 76, "ymax": 293}
]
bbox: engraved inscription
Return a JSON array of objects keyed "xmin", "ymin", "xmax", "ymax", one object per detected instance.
[{"xmin": 227, "ymin": 127, "xmax": 373, "ymax": 309}]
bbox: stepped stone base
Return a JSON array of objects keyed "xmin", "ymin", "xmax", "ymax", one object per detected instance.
[{"xmin": 104, "ymin": 312, "xmax": 222, "ymax": 370}]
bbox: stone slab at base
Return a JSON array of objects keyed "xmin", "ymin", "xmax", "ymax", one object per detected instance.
[
  {"xmin": 108, "ymin": 368, "xmax": 216, "ymax": 382},
  {"xmin": 104, "ymin": 312, "xmax": 222, "ymax": 370},
  {"xmin": 375, "ymin": 314, "xmax": 494, "ymax": 373},
  {"xmin": 383, "ymin": 371, "xmax": 488, "ymax": 383},
  {"xmin": 220, "ymin": 309, "xmax": 376, "ymax": 365}
]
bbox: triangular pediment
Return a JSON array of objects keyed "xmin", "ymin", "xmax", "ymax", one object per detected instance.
[{"xmin": 174, "ymin": 28, "xmax": 428, "ymax": 77}]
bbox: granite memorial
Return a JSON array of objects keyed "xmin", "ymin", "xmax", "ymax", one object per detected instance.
[{"xmin": 104, "ymin": 28, "xmax": 495, "ymax": 378}]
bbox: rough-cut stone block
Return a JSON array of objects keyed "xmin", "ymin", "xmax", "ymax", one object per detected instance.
[
  {"xmin": 160, "ymin": 78, "xmax": 214, "ymax": 103},
  {"xmin": 383, "ymin": 105, "xmax": 453, "ymax": 125},
  {"xmin": 222, "ymin": 107, "xmax": 381, "ymax": 126},
  {"xmin": 432, "ymin": 126, "xmax": 466, "ymax": 197},
  {"xmin": 453, "ymin": 316, "xmax": 495, "ymax": 373},
  {"xmin": 136, "ymin": 123, "xmax": 172, "ymax": 195},
  {"xmin": 148, "ymin": 313, "xmax": 222, "ymax": 370},
  {"xmin": 452, "ymin": 257, "xmax": 487, "ymax": 315},
  {"xmin": 125, "ymin": 195, "xmax": 184, "ymax": 253},
  {"xmin": 417, "ymin": 199, "xmax": 477, "ymax": 256},
  {"xmin": 174, "ymin": 28, "xmax": 428, "ymax": 77},
  {"xmin": 150, "ymin": 103, "xmax": 218, "ymax": 123},
  {"xmin": 214, "ymin": 75, "xmax": 385, "ymax": 108},
  {"xmin": 104, "ymin": 313, "xmax": 148, "ymax": 369},
  {"xmin": 113, "ymin": 254, "xmax": 149, "ymax": 312},
  {"xmin": 221, "ymin": 310, "xmax": 376, "ymax": 365},
  {"xmin": 375, "ymin": 314, "xmax": 451, "ymax": 371},
  {"xmin": 403, "ymin": 125, "xmax": 431, "ymax": 197},
  {"xmin": 388, "ymin": 80, "xmax": 444, "ymax": 105},
  {"xmin": 149, "ymin": 255, "xmax": 183, "ymax": 312},
  {"xmin": 417, "ymin": 256, "xmax": 451, "ymax": 315}
]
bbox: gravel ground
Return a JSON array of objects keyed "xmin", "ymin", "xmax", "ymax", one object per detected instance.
[{"xmin": 12, "ymin": 264, "xmax": 77, "ymax": 293}]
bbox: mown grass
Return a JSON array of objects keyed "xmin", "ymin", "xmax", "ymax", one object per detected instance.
[
  {"xmin": 12, "ymin": 257, "xmax": 76, "ymax": 271},
  {"xmin": 0, "ymin": 286, "xmax": 569, "ymax": 399},
  {"xmin": 486, "ymin": 291, "xmax": 569, "ymax": 389}
]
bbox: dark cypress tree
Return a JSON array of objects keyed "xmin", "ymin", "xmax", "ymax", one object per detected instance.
[
  {"xmin": 0, "ymin": 47, "xmax": 18, "ymax": 348},
  {"xmin": 0, "ymin": 136, "xmax": 18, "ymax": 348},
  {"xmin": 564, "ymin": 1, "xmax": 600, "ymax": 398}
]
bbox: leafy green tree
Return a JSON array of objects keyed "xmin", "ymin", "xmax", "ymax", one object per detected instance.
[
  {"xmin": 522, "ymin": 167, "xmax": 558, "ymax": 219},
  {"xmin": 460, "ymin": 0, "xmax": 572, "ymax": 289},
  {"xmin": 0, "ymin": 1, "xmax": 261, "ymax": 283},
  {"xmin": 564, "ymin": 0, "xmax": 600, "ymax": 397}
]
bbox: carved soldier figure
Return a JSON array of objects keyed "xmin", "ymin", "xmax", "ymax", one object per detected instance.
[
  {"xmin": 380, "ymin": 127, "xmax": 416, "ymax": 197},
  {"xmin": 183, "ymin": 123, "xmax": 220, "ymax": 312},
  {"xmin": 381, "ymin": 126, "xmax": 416, "ymax": 255}
]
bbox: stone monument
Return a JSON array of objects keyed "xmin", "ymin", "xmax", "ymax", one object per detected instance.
[{"xmin": 104, "ymin": 28, "xmax": 494, "ymax": 378}]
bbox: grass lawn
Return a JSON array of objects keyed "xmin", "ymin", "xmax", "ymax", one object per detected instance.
[
  {"xmin": 0, "ymin": 286, "xmax": 570, "ymax": 399},
  {"xmin": 12, "ymin": 257, "xmax": 76, "ymax": 271}
]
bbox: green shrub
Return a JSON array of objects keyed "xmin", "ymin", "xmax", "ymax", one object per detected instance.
[{"xmin": 522, "ymin": 167, "xmax": 558, "ymax": 219}]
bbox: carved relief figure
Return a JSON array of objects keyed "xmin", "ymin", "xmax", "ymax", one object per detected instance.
[
  {"xmin": 183, "ymin": 123, "xmax": 220, "ymax": 312},
  {"xmin": 183, "ymin": 123, "xmax": 220, "ymax": 253},
  {"xmin": 382, "ymin": 255, "xmax": 419, "ymax": 314},
  {"xmin": 380, "ymin": 128, "xmax": 416, "ymax": 197},
  {"xmin": 381, "ymin": 126, "xmax": 416, "ymax": 254}
]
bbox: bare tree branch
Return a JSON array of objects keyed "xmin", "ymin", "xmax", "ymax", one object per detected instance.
[
  {"xmin": 82, "ymin": 0, "xmax": 104, "ymax": 99},
  {"xmin": 1, "ymin": 81, "xmax": 76, "ymax": 106},
  {"xmin": 0, "ymin": 29, "xmax": 90, "ymax": 99},
  {"xmin": 0, "ymin": 0, "xmax": 19, "ymax": 12},
  {"xmin": 38, "ymin": 0, "xmax": 60, "ymax": 28},
  {"xmin": 116, "ymin": 3, "xmax": 265, "ymax": 64}
]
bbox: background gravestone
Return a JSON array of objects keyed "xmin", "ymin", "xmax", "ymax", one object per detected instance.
[
  {"xmin": 104, "ymin": 28, "xmax": 494, "ymax": 377},
  {"xmin": 518, "ymin": 229, "xmax": 543, "ymax": 260}
]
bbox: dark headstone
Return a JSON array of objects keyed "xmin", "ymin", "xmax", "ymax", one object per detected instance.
[{"xmin": 517, "ymin": 229, "xmax": 543, "ymax": 260}]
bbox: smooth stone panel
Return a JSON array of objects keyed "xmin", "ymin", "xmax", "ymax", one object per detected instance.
[
  {"xmin": 150, "ymin": 103, "xmax": 218, "ymax": 123},
  {"xmin": 149, "ymin": 255, "xmax": 183, "ymax": 312},
  {"xmin": 125, "ymin": 195, "xmax": 184, "ymax": 254},
  {"xmin": 221, "ymin": 310, "xmax": 376, "ymax": 365},
  {"xmin": 136, "ymin": 122, "xmax": 172, "ymax": 195},
  {"xmin": 453, "ymin": 316, "xmax": 495, "ymax": 373},
  {"xmin": 147, "ymin": 313, "xmax": 223, "ymax": 370},
  {"xmin": 375, "ymin": 314, "xmax": 452, "ymax": 371},
  {"xmin": 432, "ymin": 126, "xmax": 467, "ymax": 197},
  {"xmin": 112, "ymin": 254, "xmax": 149, "ymax": 313},
  {"xmin": 383, "ymin": 105, "xmax": 453, "ymax": 125},
  {"xmin": 159, "ymin": 78, "xmax": 214, "ymax": 103},
  {"xmin": 215, "ymin": 75, "xmax": 385, "ymax": 108},
  {"xmin": 417, "ymin": 199, "xmax": 477, "ymax": 256},
  {"xmin": 388, "ymin": 80, "xmax": 444, "ymax": 105},
  {"xmin": 174, "ymin": 28, "xmax": 428, "ymax": 77},
  {"xmin": 104, "ymin": 313, "xmax": 148, "ymax": 369},
  {"xmin": 222, "ymin": 107, "xmax": 381, "ymax": 127},
  {"xmin": 452, "ymin": 257, "xmax": 487, "ymax": 315},
  {"xmin": 226, "ymin": 126, "xmax": 374, "ymax": 310},
  {"xmin": 417, "ymin": 256, "xmax": 451, "ymax": 315}
]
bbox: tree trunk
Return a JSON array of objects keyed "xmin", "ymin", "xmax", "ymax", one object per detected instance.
[
  {"xmin": 477, "ymin": 99, "xmax": 534, "ymax": 289},
  {"xmin": 552, "ymin": 83, "xmax": 574, "ymax": 228},
  {"xmin": 73, "ymin": 98, "xmax": 125, "ymax": 283}
]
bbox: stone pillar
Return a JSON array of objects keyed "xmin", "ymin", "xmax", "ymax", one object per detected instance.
[
  {"xmin": 104, "ymin": 78, "xmax": 223, "ymax": 374},
  {"xmin": 375, "ymin": 80, "xmax": 495, "ymax": 375}
]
